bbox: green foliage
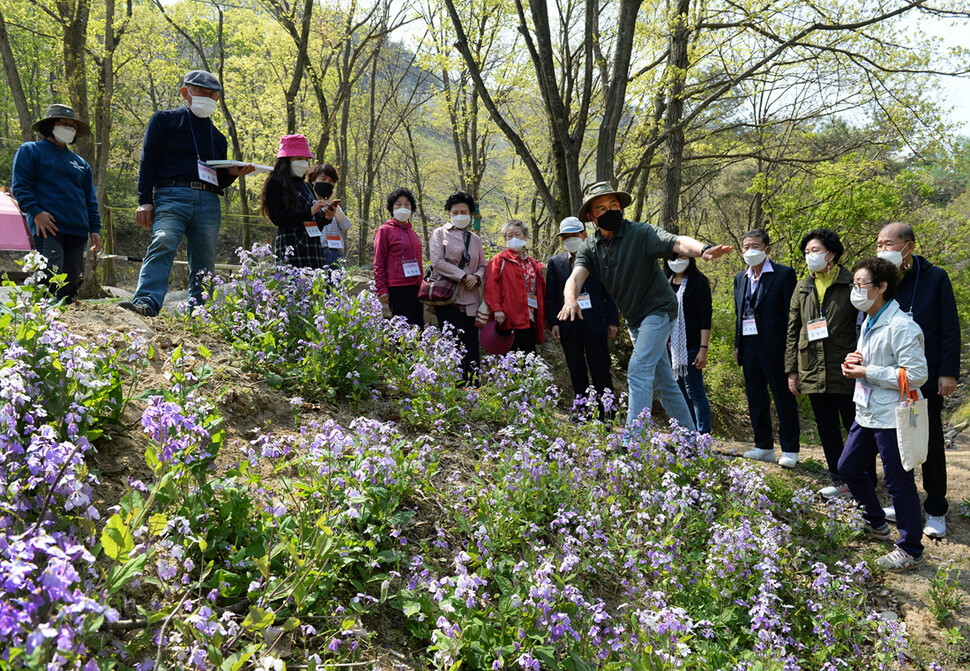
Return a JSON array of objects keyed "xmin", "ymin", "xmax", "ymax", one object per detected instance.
[{"xmin": 928, "ymin": 562, "xmax": 964, "ymax": 625}]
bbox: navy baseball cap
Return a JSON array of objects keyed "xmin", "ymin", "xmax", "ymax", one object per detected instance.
[{"xmin": 182, "ymin": 70, "xmax": 221, "ymax": 91}]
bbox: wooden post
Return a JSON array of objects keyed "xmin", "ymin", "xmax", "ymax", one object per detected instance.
[{"xmin": 102, "ymin": 206, "xmax": 116, "ymax": 286}]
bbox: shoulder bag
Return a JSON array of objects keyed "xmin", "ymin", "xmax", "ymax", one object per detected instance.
[
  {"xmin": 895, "ymin": 367, "xmax": 929, "ymax": 472},
  {"xmin": 418, "ymin": 231, "xmax": 471, "ymax": 306}
]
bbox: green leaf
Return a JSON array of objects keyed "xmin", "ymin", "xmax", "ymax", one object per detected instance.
[
  {"xmin": 148, "ymin": 513, "xmax": 167, "ymax": 537},
  {"xmin": 101, "ymin": 513, "xmax": 134, "ymax": 561},
  {"xmin": 106, "ymin": 554, "xmax": 147, "ymax": 596},
  {"xmin": 198, "ymin": 344, "xmax": 211, "ymax": 358},
  {"xmin": 242, "ymin": 606, "xmax": 275, "ymax": 631},
  {"xmin": 221, "ymin": 643, "xmax": 259, "ymax": 671}
]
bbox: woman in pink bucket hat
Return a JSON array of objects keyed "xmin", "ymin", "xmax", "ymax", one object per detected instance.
[{"xmin": 260, "ymin": 134, "xmax": 336, "ymax": 269}]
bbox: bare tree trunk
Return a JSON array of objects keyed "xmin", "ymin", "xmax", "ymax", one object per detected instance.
[
  {"xmin": 659, "ymin": 0, "xmax": 690, "ymax": 234},
  {"xmin": 91, "ymin": 0, "xmax": 132, "ymax": 291},
  {"xmin": 596, "ymin": 0, "xmax": 644, "ymax": 182},
  {"xmin": 60, "ymin": 0, "xmax": 94, "ymax": 163},
  {"xmin": 405, "ymin": 123, "xmax": 430, "ymax": 259},
  {"xmin": 0, "ymin": 8, "xmax": 33, "ymax": 141}
]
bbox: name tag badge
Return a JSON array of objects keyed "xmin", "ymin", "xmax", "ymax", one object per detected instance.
[
  {"xmin": 303, "ymin": 221, "xmax": 322, "ymax": 238},
  {"xmin": 853, "ymin": 380, "xmax": 871, "ymax": 407},
  {"xmin": 742, "ymin": 317, "xmax": 758, "ymax": 336},
  {"xmin": 402, "ymin": 260, "xmax": 421, "ymax": 277},
  {"xmin": 806, "ymin": 318, "xmax": 829, "ymax": 342},
  {"xmin": 197, "ymin": 161, "xmax": 219, "ymax": 186},
  {"xmin": 326, "ymin": 234, "xmax": 344, "ymax": 249},
  {"xmin": 577, "ymin": 293, "xmax": 592, "ymax": 310},
  {"xmin": 527, "ymin": 294, "xmax": 539, "ymax": 309}
]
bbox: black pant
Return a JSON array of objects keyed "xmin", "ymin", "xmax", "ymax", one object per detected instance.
[
  {"xmin": 808, "ymin": 392, "xmax": 876, "ymax": 484},
  {"xmin": 34, "ymin": 232, "xmax": 86, "ymax": 301},
  {"xmin": 560, "ymin": 323, "xmax": 613, "ymax": 401},
  {"xmin": 509, "ymin": 325, "xmax": 535, "ymax": 354},
  {"xmin": 923, "ymin": 390, "xmax": 947, "ymax": 516},
  {"xmin": 741, "ymin": 342, "xmax": 800, "ymax": 452},
  {"xmin": 436, "ymin": 304, "xmax": 480, "ymax": 384},
  {"xmin": 388, "ymin": 285, "xmax": 424, "ymax": 328}
]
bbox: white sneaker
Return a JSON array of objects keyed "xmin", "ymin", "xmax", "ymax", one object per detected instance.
[
  {"xmin": 778, "ymin": 452, "xmax": 798, "ymax": 468},
  {"xmin": 743, "ymin": 448, "xmax": 776, "ymax": 463},
  {"xmin": 924, "ymin": 515, "xmax": 947, "ymax": 538},
  {"xmin": 819, "ymin": 484, "xmax": 850, "ymax": 500},
  {"xmin": 883, "ymin": 506, "xmax": 896, "ymax": 524}
]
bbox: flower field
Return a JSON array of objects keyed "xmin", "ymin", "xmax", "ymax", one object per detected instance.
[{"xmin": 0, "ymin": 248, "xmax": 958, "ymax": 670}]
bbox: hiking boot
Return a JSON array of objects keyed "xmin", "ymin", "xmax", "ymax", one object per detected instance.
[
  {"xmin": 876, "ymin": 547, "xmax": 923, "ymax": 572},
  {"xmin": 743, "ymin": 447, "xmax": 776, "ymax": 463},
  {"xmin": 924, "ymin": 515, "xmax": 947, "ymax": 539},
  {"xmin": 819, "ymin": 484, "xmax": 850, "ymax": 500},
  {"xmin": 883, "ymin": 506, "xmax": 896, "ymax": 524},
  {"xmin": 119, "ymin": 300, "xmax": 155, "ymax": 317},
  {"xmin": 864, "ymin": 522, "xmax": 892, "ymax": 541},
  {"xmin": 778, "ymin": 452, "xmax": 798, "ymax": 468}
]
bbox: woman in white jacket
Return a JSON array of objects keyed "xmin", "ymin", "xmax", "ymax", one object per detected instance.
[{"xmin": 839, "ymin": 257, "xmax": 927, "ymax": 571}]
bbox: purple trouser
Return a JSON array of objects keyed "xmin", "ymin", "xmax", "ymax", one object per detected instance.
[{"xmin": 838, "ymin": 422, "xmax": 923, "ymax": 558}]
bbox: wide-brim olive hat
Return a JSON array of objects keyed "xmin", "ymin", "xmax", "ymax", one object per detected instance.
[
  {"xmin": 31, "ymin": 104, "xmax": 91, "ymax": 138},
  {"xmin": 578, "ymin": 181, "xmax": 632, "ymax": 221}
]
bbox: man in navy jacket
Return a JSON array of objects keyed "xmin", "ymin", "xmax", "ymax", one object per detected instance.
[
  {"xmin": 11, "ymin": 104, "xmax": 101, "ymax": 301},
  {"xmin": 733, "ymin": 229, "xmax": 800, "ymax": 466},
  {"xmin": 877, "ymin": 222, "xmax": 961, "ymax": 538},
  {"xmin": 546, "ymin": 217, "xmax": 618, "ymax": 417},
  {"xmin": 120, "ymin": 70, "xmax": 254, "ymax": 317}
]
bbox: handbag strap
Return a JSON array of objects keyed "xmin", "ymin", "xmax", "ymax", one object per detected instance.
[
  {"xmin": 897, "ymin": 367, "xmax": 920, "ymax": 404},
  {"xmin": 457, "ymin": 231, "xmax": 472, "ymax": 271}
]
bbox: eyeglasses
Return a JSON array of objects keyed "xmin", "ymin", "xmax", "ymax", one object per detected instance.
[{"xmin": 851, "ymin": 282, "xmax": 873, "ymax": 290}]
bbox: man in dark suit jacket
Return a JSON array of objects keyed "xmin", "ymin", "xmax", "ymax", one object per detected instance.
[
  {"xmin": 733, "ymin": 229, "xmax": 800, "ymax": 466},
  {"xmin": 877, "ymin": 222, "xmax": 961, "ymax": 538},
  {"xmin": 546, "ymin": 217, "xmax": 619, "ymax": 416}
]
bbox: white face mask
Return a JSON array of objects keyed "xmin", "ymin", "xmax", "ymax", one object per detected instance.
[
  {"xmin": 189, "ymin": 95, "xmax": 218, "ymax": 118},
  {"xmin": 393, "ymin": 207, "xmax": 412, "ymax": 222},
  {"xmin": 506, "ymin": 237, "xmax": 527, "ymax": 251},
  {"xmin": 743, "ymin": 249, "xmax": 767, "ymax": 267},
  {"xmin": 562, "ymin": 237, "xmax": 584, "ymax": 254},
  {"xmin": 667, "ymin": 258, "xmax": 689, "ymax": 274},
  {"xmin": 289, "ymin": 160, "xmax": 310, "ymax": 178},
  {"xmin": 805, "ymin": 251, "xmax": 829, "ymax": 272},
  {"xmin": 451, "ymin": 214, "xmax": 471, "ymax": 229},
  {"xmin": 850, "ymin": 286, "xmax": 875, "ymax": 311},
  {"xmin": 52, "ymin": 125, "xmax": 76, "ymax": 145},
  {"xmin": 877, "ymin": 249, "xmax": 904, "ymax": 268}
]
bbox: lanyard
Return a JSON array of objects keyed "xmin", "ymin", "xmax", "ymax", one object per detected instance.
[
  {"xmin": 185, "ymin": 107, "xmax": 215, "ymax": 160},
  {"xmin": 902, "ymin": 259, "xmax": 920, "ymax": 314},
  {"xmin": 398, "ymin": 225, "xmax": 416, "ymax": 261}
]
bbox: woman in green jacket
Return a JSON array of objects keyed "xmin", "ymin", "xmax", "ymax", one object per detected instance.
[{"xmin": 785, "ymin": 229, "xmax": 870, "ymax": 499}]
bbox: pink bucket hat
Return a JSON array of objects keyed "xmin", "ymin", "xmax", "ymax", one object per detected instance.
[
  {"xmin": 480, "ymin": 320, "xmax": 515, "ymax": 356},
  {"xmin": 277, "ymin": 134, "xmax": 312, "ymax": 159}
]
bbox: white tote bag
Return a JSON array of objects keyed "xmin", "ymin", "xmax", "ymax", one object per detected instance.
[{"xmin": 895, "ymin": 368, "xmax": 929, "ymax": 472}]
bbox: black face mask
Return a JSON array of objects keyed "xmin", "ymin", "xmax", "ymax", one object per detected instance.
[
  {"xmin": 314, "ymin": 182, "xmax": 334, "ymax": 198},
  {"xmin": 595, "ymin": 209, "xmax": 623, "ymax": 232}
]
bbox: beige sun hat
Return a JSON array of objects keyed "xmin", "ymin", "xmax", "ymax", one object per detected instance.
[{"xmin": 578, "ymin": 181, "xmax": 632, "ymax": 220}]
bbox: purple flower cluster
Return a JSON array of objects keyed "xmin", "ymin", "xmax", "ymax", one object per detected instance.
[{"xmin": 0, "ymin": 280, "xmax": 141, "ymax": 666}]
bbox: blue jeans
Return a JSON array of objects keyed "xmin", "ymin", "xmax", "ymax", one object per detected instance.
[
  {"xmin": 628, "ymin": 314, "xmax": 696, "ymax": 430},
  {"xmin": 131, "ymin": 187, "xmax": 221, "ymax": 314},
  {"xmin": 677, "ymin": 348, "xmax": 711, "ymax": 433}
]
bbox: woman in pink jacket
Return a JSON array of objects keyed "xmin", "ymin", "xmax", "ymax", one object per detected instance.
[
  {"xmin": 429, "ymin": 191, "xmax": 487, "ymax": 382},
  {"xmin": 373, "ymin": 187, "xmax": 423, "ymax": 326}
]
